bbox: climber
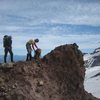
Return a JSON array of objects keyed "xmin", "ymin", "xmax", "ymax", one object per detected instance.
[
  {"xmin": 3, "ymin": 35, "xmax": 13, "ymax": 63},
  {"xmin": 73, "ymin": 43, "xmax": 79, "ymax": 49},
  {"xmin": 34, "ymin": 48, "xmax": 41, "ymax": 60},
  {"xmin": 26, "ymin": 38, "xmax": 39, "ymax": 61},
  {"xmin": 33, "ymin": 48, "xmax": 42, "ymax": 67},
  {"xmin": 72, "ymin": 43, "xmax": 79, "ymax": 55}
]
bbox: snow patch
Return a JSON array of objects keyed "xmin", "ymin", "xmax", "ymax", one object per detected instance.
[{"xmin": 84, "ymin": 66, "xmax": 100, "ymax": 98}]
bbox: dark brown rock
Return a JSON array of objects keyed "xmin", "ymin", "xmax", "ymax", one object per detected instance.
[{"xmin": 0, "ymin": 44, "xmax": 99, "ymax": 100}]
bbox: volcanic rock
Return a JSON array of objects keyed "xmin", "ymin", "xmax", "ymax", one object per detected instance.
[{"xmin": 0, "ymin": 44, "xmax": 99, "ymax": 100}]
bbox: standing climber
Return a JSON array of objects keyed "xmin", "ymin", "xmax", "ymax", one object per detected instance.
[
  {"xmin": 26, "ymin": 39, "xmax": 39, "ymax": 61},
  {"xmin": 3, "ymin": 35, "xmax": 13, "ymax": 63}
]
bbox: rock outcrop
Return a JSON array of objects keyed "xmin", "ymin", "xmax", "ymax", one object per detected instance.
[{"xmin": 0, "ymin": 44, "xmax": 99, "ymax": 100}]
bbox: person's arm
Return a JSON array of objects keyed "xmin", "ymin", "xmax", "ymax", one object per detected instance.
[
  {"xmin": 32, "ymin": 44, "xmax": 35, "ymax": 50},
  {"xmin": 34, "ymin": 43, "xmax": 38, "ymax": 49}
]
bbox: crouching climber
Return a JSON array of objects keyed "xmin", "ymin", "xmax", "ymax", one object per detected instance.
[
  {"xmin": 34, "ymin": 48, "xmax": 41, "ymax": 61},
  {"xmin": 34, "ymin": 48, "xmax": 42, "ymax": 67}
]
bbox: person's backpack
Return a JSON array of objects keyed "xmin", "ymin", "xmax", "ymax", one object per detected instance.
[{"xmin": 3, "ymin": 35, "xmax": 12, "ymax": 47}]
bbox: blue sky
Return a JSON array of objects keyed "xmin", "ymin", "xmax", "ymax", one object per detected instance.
[{"xmin": 0, "ymin": 0, "xmax": 100, "ymax": 55}]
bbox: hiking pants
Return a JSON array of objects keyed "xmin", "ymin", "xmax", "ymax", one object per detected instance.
[
  {"xmin": 4, "ymin": 47, "xmax": 13, "ymax": 63},
  {"xmin": 26, "ymin": 43, "xmax": 32, "ymax": 61}
]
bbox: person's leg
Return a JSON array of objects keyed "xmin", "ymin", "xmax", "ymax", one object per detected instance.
[
  {"xmin": 26, "ymin": 53, "xmax": 31, "ymax": 61},
  {"xmin": 26, "ymin": 44, "xmax": 32, "ymax": 61},
  {"xmin": 9, "ymin": 47, "xmax": 13, "ymax": 62},
  {"xmin": 28, "ymin": 47, "xmax": 32, "ymax": 61},
  {"xmin": 4, "ymin": 48, "xmax": 8, "ymax": 63},
  {"xmin": 26, "ymin": 44, "xmax": 29, "ymax": 61},
  {"xmin": 26, "ymin": 53, "xmax": 29, "ymax": 61},
  {"xmin": 29, "ymin": 52, "xmax": 32, "ymax": 60}
]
